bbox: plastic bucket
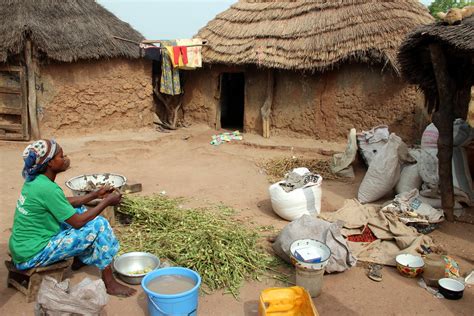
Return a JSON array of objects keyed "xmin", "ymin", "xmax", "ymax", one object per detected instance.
[
  {"xmin": 295, "ymin": 266, "xmax": 324, "ymax": 298},
  {"xmin": 141, "ymin": 267, "xmax": 201, "ymax": 316}
]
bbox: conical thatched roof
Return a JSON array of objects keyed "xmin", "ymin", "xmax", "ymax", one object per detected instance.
[
  {"xmin": 0, "ymin": 0, "xmax": 144, "ymax": 63},
  {"xmin": 398, "ymin": 15, "xmax": 474, "ymax": 113},
  {"xmin": 196, "ymin": 0, "xmax": 433, "ymax": 72}
]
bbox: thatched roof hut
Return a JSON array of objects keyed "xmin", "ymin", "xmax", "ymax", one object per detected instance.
[
  {"xmin": 398, "ymin": 15, "xmax": 474, "ymax": 114},
  {"xmin": 398, "ymin": 14, "xmax": 474, "ymax": 221},
  {"xmin": 0, "ymin": 0, "xmax": 153, "ymax": 140},
  {"xmin": 197, "ymin": 0, "xmax": 433, "ymax": 73},
  {"xmin": 182, "ymin": 0, "xmax": 434, "ymax": 141},
  {"xmin": 0, "ymin": 0, "xmax": 143, "ymax": 63}
]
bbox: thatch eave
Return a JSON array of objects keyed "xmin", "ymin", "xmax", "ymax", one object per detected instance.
[
  {"xmin": 196, "ymin": 0, "xmax": 433, "ymax": 73},
  {"xmin": 398, "ymin": 15, "xmax": 474, "ymax": 112},
  {"xmin": 0, "ymin": 0, "xmax": 144, "ymax": 63}
]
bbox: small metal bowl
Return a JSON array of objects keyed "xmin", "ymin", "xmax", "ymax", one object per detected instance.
[
  {"xmin": 113, "ymin": 252, "xmax": 160, "ymax": 285},
  {"xmin": 438, "ymin": 278, "xmax": 465, "ymax": 300},
  {"xmin": 395, "ymin": 254, "xmax": 424, "ymax": 278}
]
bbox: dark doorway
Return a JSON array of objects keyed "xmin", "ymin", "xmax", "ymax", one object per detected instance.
[{"xmin": 220, "ymin": 73, "xmax": 244, "ymax": 130}]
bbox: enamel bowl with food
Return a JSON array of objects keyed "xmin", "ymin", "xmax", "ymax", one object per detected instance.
[
  {"xmin": 113, "ymin": 252, "xmax": 160, "ymax": 285},
  {"xmin": 66, "ymin": 173, "xmax": 127, "ymax": 196},
  {"xmin": 289, "ymin": 239, "xmax": 331, "ymax": 270},
  {"xmin": 395, "ymin": 254, "xmax": 424, "ymax": 278}
]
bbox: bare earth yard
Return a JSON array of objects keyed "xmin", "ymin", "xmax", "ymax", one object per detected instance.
[{"xmin": 0, "ymin": 125, "xmax": 473, "ymax": 315}]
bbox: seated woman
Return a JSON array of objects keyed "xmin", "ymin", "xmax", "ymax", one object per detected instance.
[{"xmin": 8, "ymin": 139, "xmax": 136, "ymax": 297}]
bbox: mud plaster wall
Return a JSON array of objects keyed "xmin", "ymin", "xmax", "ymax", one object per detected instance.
[
  {"xmin": 36, "ymin": 58, "xmax": 153, "ymax": 136},
  {"xmin": 182, "ymin": 65, "xmax": 243, "ymax": 128},
  {"xmin": 183, "ymin": 63, "xmax": 426, "ymax": 143}
]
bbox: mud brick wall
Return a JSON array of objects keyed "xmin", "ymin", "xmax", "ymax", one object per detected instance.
[
  {"xmin": 183, "ymin": 63, "xmax": 426, "ymax": 143},
  {"xmin": 36, "ymin": 58, "xmax": 153, "ymax": 137}
]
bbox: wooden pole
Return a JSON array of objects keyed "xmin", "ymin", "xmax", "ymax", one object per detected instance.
[
  {"xmin": 430, "ymin": 44, "xmax": 455, "ymax": 222},
  {"xmin": 25, "ymin": 40, "xmax": 40, "ymax": 139},
  {"xmin": 261, "ymin": 70, "xmax": 274, "ymax": 138}
]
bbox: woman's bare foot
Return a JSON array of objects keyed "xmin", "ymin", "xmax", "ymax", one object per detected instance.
[
  {"xmin": 71, "ymin": 256, "xmax": 87, "ymax": 271},
  {"xmin": 102, "ymin": 265, "xmax": 137, "ymax": 297}
]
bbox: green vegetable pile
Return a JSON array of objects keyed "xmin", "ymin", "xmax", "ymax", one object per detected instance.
[{"xmin": 116, "ymin": 195, "xmax": 282, "ymax": 297}]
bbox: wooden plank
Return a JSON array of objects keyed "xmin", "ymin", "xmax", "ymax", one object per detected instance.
[
  {"xmin": 215, "ymin": 75, "xmax": 222, "ymax": 130},
  {"xmin": 261, "ymin": 70, "xmax": 274, "ymax": 138},
  {"xmin": 20, "ymin": 66, "xmax": 29, "ymax": 140},
  {"xmin": 0, "ymin": 65, "xmax": 22, "ymax": 72},
  {"xmin": 25, "ymin": 40, "xmax": 39, "ymax": 139},
  {"xmin": 0, "ymin": 124, "xmax": 22, "ymax": 132},
  {"xmin": 0, "ymin": 132, "xmax": 25, "ymax": 140},
  {"xmin": 0, "ymin": 106, "xmax": 21, "ymax": 115},
  {"xmin": 0, "ymin": 87, "xmax": 21, "ymax": 95}
]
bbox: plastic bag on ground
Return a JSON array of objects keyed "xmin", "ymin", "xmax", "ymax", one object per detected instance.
[
  {"xmin": 331, "ymin": 128, "xmax": 357, "ymax": 173},
  {"xmin": 358, "ymin": 133, "xmax": 403, "ymax": 203},
  {"xmin": 272, "ymin": 215, "xmax": 356, "ymax": 273},
  {"xmin": 382, "ymin": 189, "xmax": 444, "ymax": 223},
  {"xmin": 35, "ymin": 276, "xmax": 108, "ymax": 316}
]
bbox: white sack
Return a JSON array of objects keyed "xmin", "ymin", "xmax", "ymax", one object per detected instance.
[
  {"xmin": 396, "ymin": 164, "xmax": 422, "ymax": 194},
  {"xmin": 356, "ymin": 125, "xmax": 389, "ymax": 166},
  {"xmin": 417, "ymin": 196, "xmax": 463, "ymax": 210},
  {"xmin": 421, "ymin": 123, "xmax": 439, "ymax": 153},
  {"xmin": 358, "ymin": 133, "xmax": 402, "ymax": 203},
  {"xmin": 269, "ymin": 177, "xmax": 322, "ymax": 221}
]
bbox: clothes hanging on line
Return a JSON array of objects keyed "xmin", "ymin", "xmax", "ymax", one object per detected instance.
[
  {"xmin": 144, "ymin": 47, "xmax": 161, "ymax": 61},
  {"xmin": 165, "ymin": 46, "xmax": 187, "ymax": 68},
  {"xmin": 163, "ymin": 39, "xmax": 203, "ymax": 69},
  {"xmin": 173, "ymin": 46, "xmax": 188, "ymax": 66},
  {"xmin": 139, "ymin": 43, "xmax": 161, "ymax": 61},
  {"xmin": 176, "ymin": 38, "xmax": 203, "ymax": 69},
  {"xmin": 160, "ymin": 40, "xmax": 182, "ymax": 95}
]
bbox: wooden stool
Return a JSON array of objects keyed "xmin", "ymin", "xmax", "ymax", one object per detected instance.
[{"xmin": 5, "ymin": 258, "xmax": 73, "ymax": 302}]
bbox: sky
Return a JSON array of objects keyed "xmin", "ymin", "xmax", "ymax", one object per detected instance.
[
  {"xmin": 98, "ymin": 0, "xmax": 235, "ymax": 40},
  {"xmin": 98, "ymin": 0, "xmax": 435, "ymax": 40}
]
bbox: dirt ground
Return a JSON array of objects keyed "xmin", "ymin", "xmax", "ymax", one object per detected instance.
[{"xmin": 0, "ymin": 125, "xmax": 473, "ymax": 316}]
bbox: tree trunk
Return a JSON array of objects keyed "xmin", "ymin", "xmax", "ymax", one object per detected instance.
[
  {"xmin": 430, "ymin": 44, "xmax": 455, "ymax": 222},
  {"xmin": 261, "ymin": 70, "xmax": 274, "ymax": 138},
  {"xmin": 25, "ymin": 40, "xmax": 39, "ymax": 139},
  {"xmin": 154, "ymin": 87, "xmax": 182, "ymax": 129}
]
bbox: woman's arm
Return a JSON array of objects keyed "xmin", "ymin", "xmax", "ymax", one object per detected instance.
[
  {"xmin": 65, "ymin": 192, "xmax": 121, "ymax": 229},
  {"xmin": 67, "ymin": 186, "xmax": 113, "ymax": 208},
  {"xmin": 67, "ymin": 191, "xmax": 99, "ymax": 208}
]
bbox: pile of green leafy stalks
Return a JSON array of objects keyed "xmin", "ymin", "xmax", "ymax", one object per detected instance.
[{"xmin": 116, "ymin": 195, "xmax": 281, "ymax": 297}]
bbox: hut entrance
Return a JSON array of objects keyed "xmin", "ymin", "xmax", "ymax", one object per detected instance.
[
  {"xmin": 0, "ymin": 66, "xmax": 29, "ymax": 140},
  {"xmin": 220, "ymin": 73, "xmax": 244, "ymax": 130}
]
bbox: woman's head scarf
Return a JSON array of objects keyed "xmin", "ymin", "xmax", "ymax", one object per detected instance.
[{"xmin": 22, "ymin": 139, "xmax": 58, "ymax": 181}]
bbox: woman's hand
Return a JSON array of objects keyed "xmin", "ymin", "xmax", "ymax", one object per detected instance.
[
  {"xmin": 66, "ymin": 190, "xmax": 122, "ymax": 229},
  {"xmin": 103, "ymin": 191, "xmax": 122, "ymax": 206},
  {"xmin": 95, "ymin": 185, "xmax": 114, "ymax": 198}
]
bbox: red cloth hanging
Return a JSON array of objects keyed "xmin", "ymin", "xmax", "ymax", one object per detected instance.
[{"xmin": 172, "ymin": 46, "xmax": 188, "ymax": 66}]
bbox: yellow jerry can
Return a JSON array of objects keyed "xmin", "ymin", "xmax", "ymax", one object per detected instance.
[{"xmin": 259, "ymin": 286, "xmax": 319, "ymax": 316}]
